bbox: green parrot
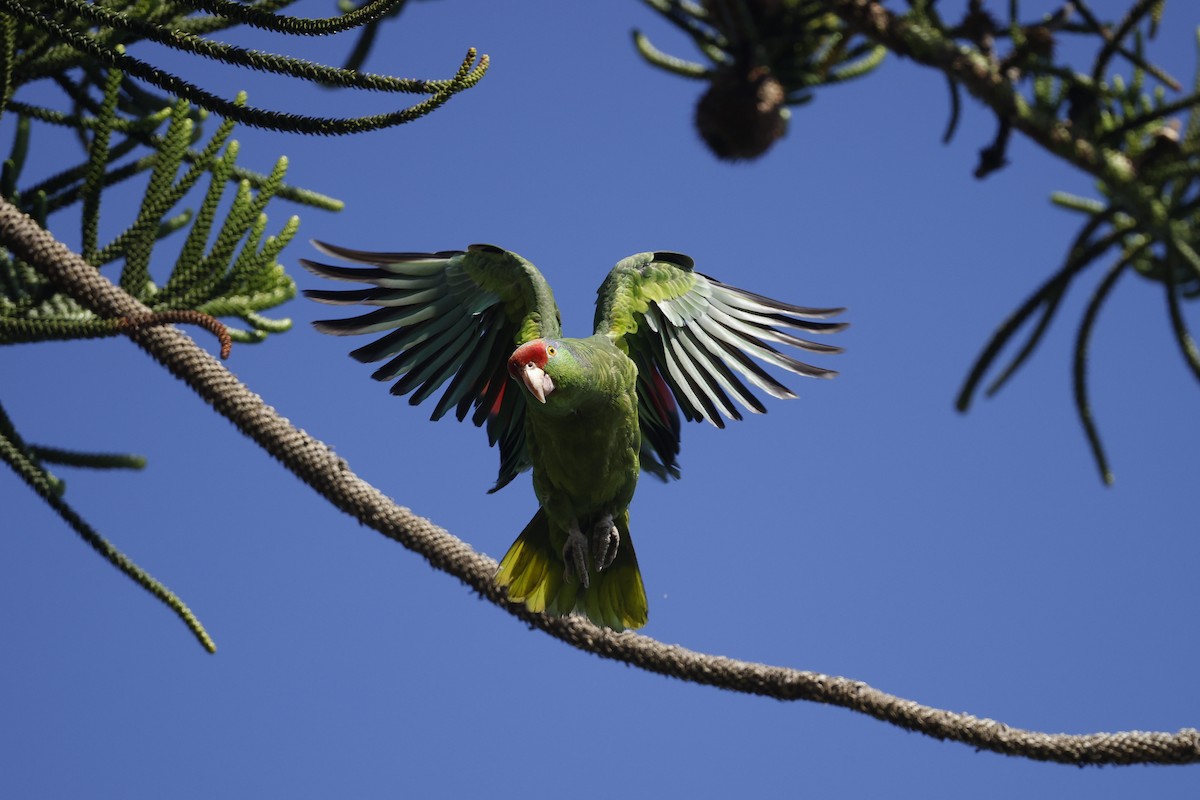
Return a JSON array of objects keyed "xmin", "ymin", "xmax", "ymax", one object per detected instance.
[{"xmin": 303, "ymin": 242, "xmax": 844, "ymax": 630}]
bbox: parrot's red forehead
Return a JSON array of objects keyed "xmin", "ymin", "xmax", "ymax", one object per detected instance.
[{"xmin": 508, "ymin": 340, "xmax": 550, "ymax": 375}]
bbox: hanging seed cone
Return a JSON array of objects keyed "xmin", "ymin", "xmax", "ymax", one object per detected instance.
[{"xmin": 695, "ymin": 63, "xmax": 788, "ymax": 161}]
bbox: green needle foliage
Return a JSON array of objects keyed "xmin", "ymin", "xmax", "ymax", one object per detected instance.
[
  {"xmin": 639, "ymin": 1, "xmax": 1200, "ymax": 485},
  {"xmin": 958, "ymin": 38, "xmax": 1200, "ymax": 485},
  {"xmin": 0, "ymin": 0, "xmax": 487, "ymax": 650},
  {"xmin": 917, "ymin": 0, "xmax": 1198, "ymax": 487}
]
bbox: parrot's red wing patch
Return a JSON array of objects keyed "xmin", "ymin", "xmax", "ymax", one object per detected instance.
[
  {"xmin": 488, "ymin": 379, "xmax": 507, "ymax": 420},
  {"xmin": 648, "ymin": 365, "xmax": 677, "ymax": 422}
]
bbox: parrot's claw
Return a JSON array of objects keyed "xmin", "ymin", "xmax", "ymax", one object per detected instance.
[
  {"xmin": 591, "ymin": 515, "xmax": 619, "ymax": 572},
  {"xmin": 563, "ymin": 524, "xmax": 591, "ymax": 589}
]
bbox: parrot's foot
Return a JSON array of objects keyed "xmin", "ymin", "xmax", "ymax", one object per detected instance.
[
  {"xmin": 563, "ymin": 524, "xmax": 591, "ymax": 589},
  {"xmin": 591, "ymin": 514, "xmax": 619, "ymax": 572}
]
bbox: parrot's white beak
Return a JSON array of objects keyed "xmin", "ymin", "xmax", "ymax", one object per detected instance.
[{"xmin": 521, "ymin": 362, "xmax": 555, "ymax": 404}]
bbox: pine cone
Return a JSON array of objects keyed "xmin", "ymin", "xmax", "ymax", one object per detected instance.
[{"xmin": 695, "ymin": 64, "xmax": 788, "ymax": 161}]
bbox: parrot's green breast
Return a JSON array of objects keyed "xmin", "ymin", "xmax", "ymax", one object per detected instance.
[{"xmin": 524, "ymin": 336, "xmax": 641, "ymax": 531}]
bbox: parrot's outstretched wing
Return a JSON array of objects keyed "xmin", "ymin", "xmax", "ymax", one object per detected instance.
[
  {"xmin": 302, "ymin": 242, "xmax": 562, "ymax": 493},
  {"xmin": 594, "ymin": 251, "xmax": 846, "ymax": 479}
]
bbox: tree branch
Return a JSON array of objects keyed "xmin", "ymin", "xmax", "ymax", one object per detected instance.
[
  {"xmin": 827, "ymin": 0, "xmax": 1134, "ymax": 185},
  {"xmin": 3, "ymin": 195, "xmax": 1198, "ymax": 766}
]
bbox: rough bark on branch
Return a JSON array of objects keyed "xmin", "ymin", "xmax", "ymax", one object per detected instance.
[{"xmin": 828, "ymin": 0, "xmax": 1134, "ymax": 183}]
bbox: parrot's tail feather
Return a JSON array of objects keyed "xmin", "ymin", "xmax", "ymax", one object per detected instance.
[
  {"xmin": 495, "ymin": 509, "xmax": 575, "ymax": 615},
  {"xmin": 495, "ymin": 509, "xmax": 648, "ymax": 631}
]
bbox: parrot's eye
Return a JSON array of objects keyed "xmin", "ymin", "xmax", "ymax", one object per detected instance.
[{"xmin": 546, "ymin": 345, "xmax": 556, "ymax": 357}]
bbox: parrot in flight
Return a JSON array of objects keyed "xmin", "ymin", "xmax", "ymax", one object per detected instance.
[{"xmin": 302, "ymin": 243, "xmax": 845, "ymax": 630}]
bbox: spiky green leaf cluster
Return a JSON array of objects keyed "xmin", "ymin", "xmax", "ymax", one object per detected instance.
[
  {"xmin": 1, "ymin": 80, "xmax": 304, "ymax": 347},
  {"xmin": 0, "ymin": 0, "xmax": 486, "ymax": 651}
]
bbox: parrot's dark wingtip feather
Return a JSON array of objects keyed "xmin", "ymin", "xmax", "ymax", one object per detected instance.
[
  {"xmin": 468, "ymin": 243, "xmax": 507, "ymax": 255},
  {"xmin": 486, "ymin": 475, "xmax": 516, "ymax": 494},
  {"xmin": 312, "ymin": 240, "xmax": 466, "ymax": 263},
  {"xmin": 311, "ymin": 319, "xmax": 355, "ymax": 336},
  {"xmin": 309, "ymin": 240, "xmax": 345, "ymax": 259},
  {"xmin": 302, "ymin": 287, "xmax": 363, "ymax": 305},
  {"xmin": 299, "ymin": 257, "xmax": 378, "ymax": 284},
  {"xmin": 298, "ymin": 258, "xmax": 328, "ymax": 277},
  {"xmin": 652, "ymin": 251, "xmax": 695, "ymax": 270}
]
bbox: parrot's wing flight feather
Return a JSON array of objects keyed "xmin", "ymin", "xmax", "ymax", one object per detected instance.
[
  {"xmin": 594, "ymin": 251, "xmax": 845, "ymax": 480},
  {"xmin": 303, "ymin": 241, "xmax": 562, "ymax": 493}
]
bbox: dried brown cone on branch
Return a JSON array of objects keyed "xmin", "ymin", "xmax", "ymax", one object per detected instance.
[{"xmin": 694, "ymin": 63, "xmax": 788, "ymax": 161}]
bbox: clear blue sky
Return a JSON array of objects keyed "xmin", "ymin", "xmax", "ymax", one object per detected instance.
[{"xmin": 3, "ymin": 2, "xmax": 1199, "ymax": 797}]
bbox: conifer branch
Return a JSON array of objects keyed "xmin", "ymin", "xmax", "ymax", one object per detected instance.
[
  {"xmin": 1, "ymin": 0, "xmax": 487, "ymax": 135},
  {"xmin": 955, "ymin": 213, "xmax": 1127, "ymax": 412},
  {"xmin": 18, "ymin": 0, "xmax": 434, "ymax": 94},
  {"xmin": 634, "ymin": 4, "xmax": 1199, "ymax": 481},
  {"xmin": 180, "ymin": 0, "xmax": 406, "ymax": 37},
  {"xmin": 0, "ymin": 394, "xmax": 216, "ymax": 653},
  {"xmin": 27, "ymin": 446, "xmax": 147, "ymax": 470},
  {"xmin": 115, "ymin": 310, "xmax": 233, "ymax": 359},
  {"xmin": 1072, "ymin": 252, "xmax": 1137, "ymax": 485},
  {"xmin": 2, "ymin": 0, "xmax": 487, "ymax": 135},
  {"xmin": 810, "ymin": 0, "xmax": 1200, "ymax": 483}
]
